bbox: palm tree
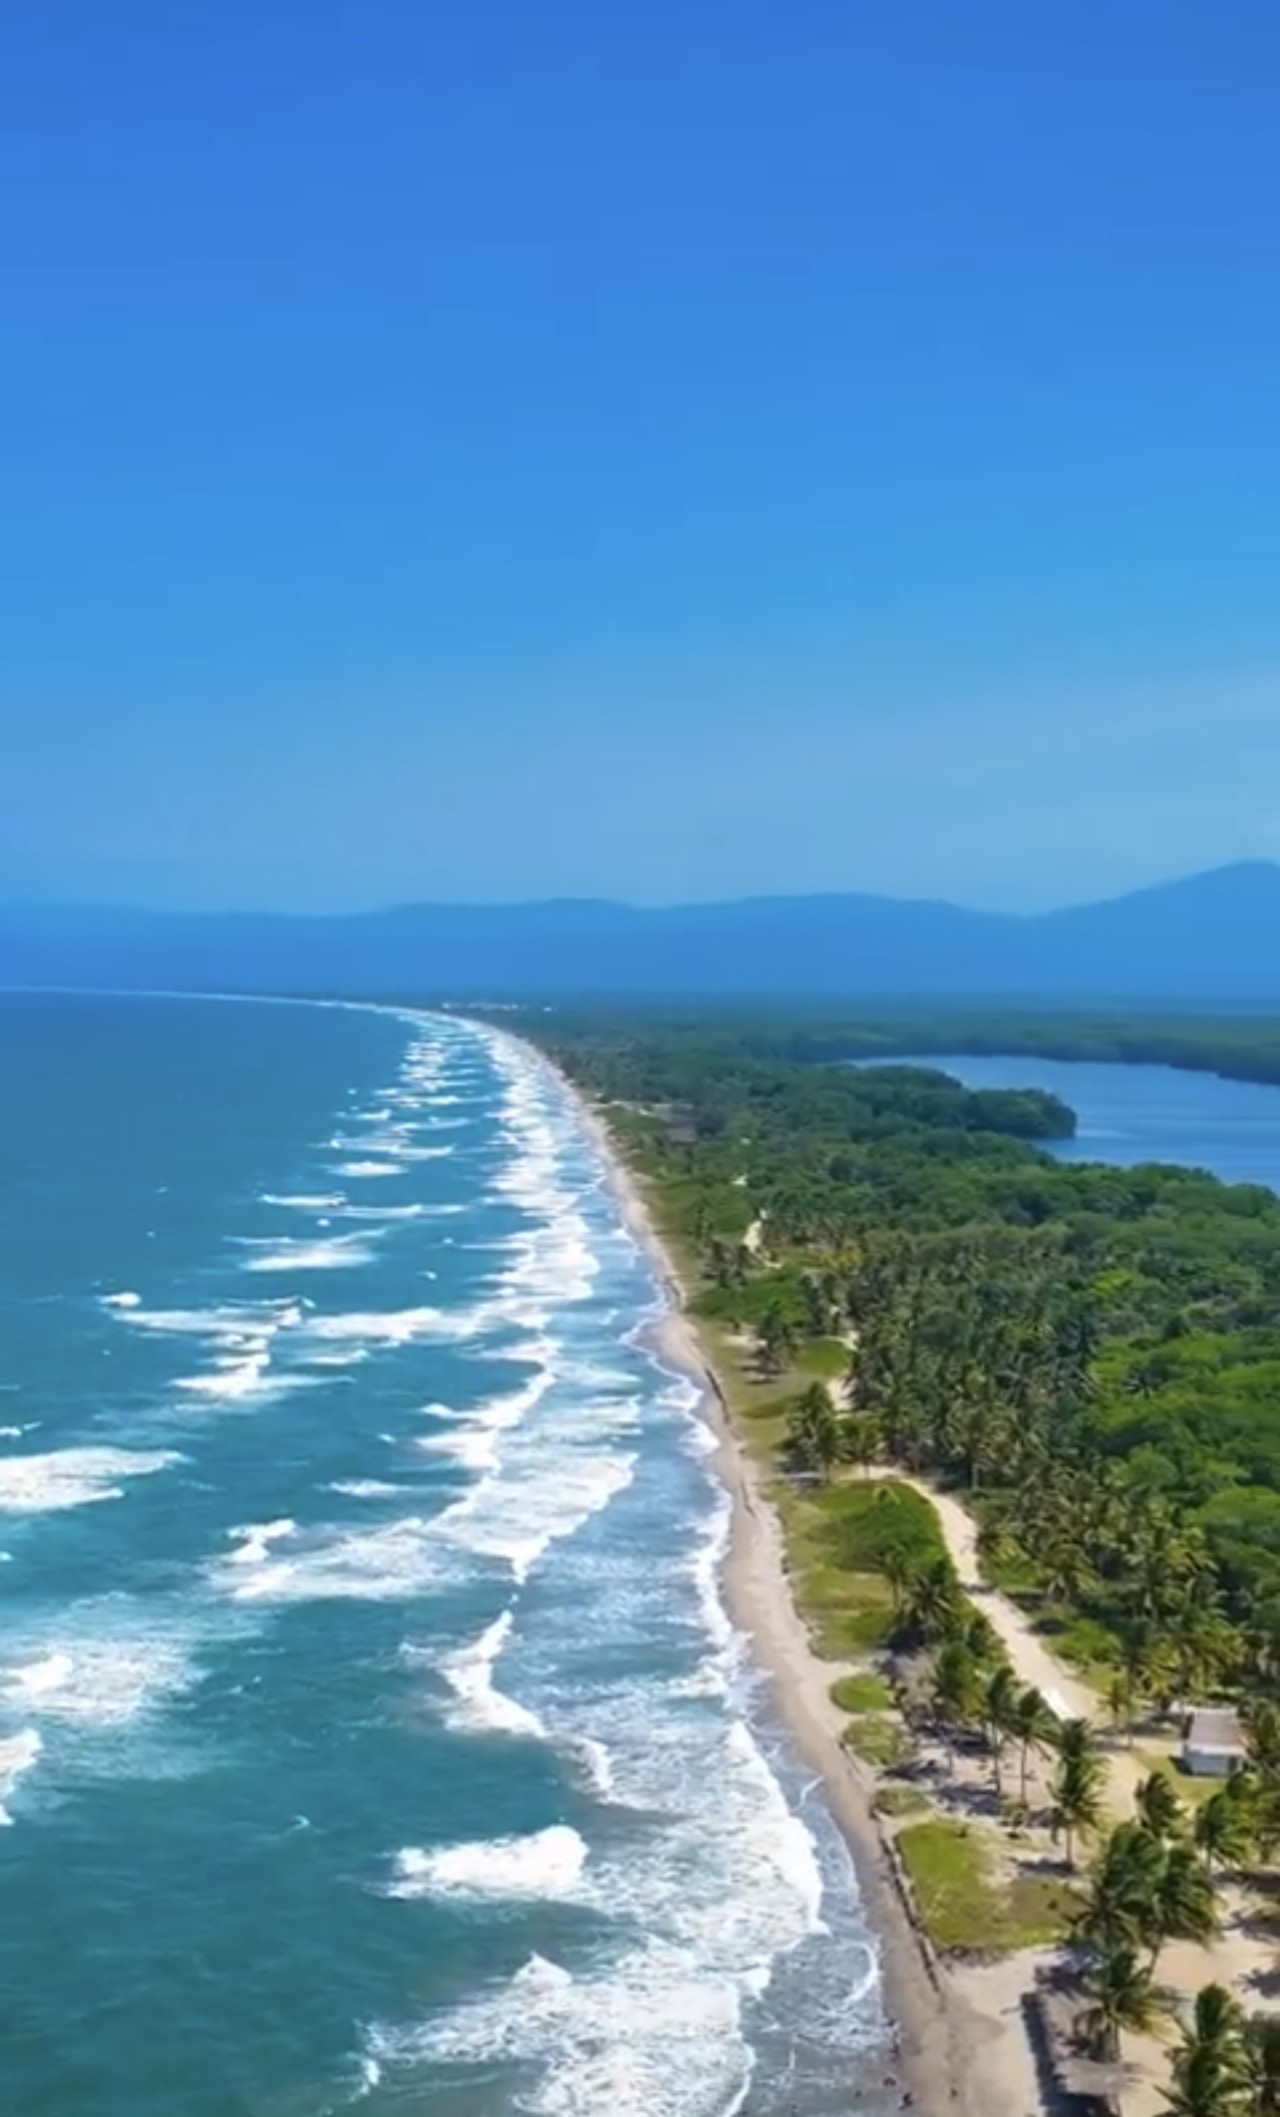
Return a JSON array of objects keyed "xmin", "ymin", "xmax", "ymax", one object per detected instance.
[
  {"xmin": 842, "ymin": 1410, "xmax": 882, "ymax": 1478},
  {"xmin": 756, "ymin": 1300, "xmax": 797, "ymax": 1376},
  {"xmin": 1079, "ymin": 1940, "xmax": 1160, "ymax": 2060},
  {"xmin": 975, "ymin": 1512, "xmax": 1020, "ymax": 1577},
  {"xmin": 1194, "ymin": 1788, "xmax": 1254, "ymax": 1878},
  {"xmin": 1243, "ymin": 1700, "xmax": 1280, "ymax": 1775},
  {"xmin": 983, "ymin": 1664, "xmax": 1022, "ymax": 1798},
  {"xmin": 1077, "ymin": 1822, "xmax": 1166, "ymax": 1954},
  {"xmin": 1150, "ymin": 1844, "xmax": 1218, "ymax": 1969},
  {"xmin": 785, "ymin": 1382, "xmax": 842, "ymax": 1481},
  {"xmin": 931, "ymin": 1638, "xmax": 982, "ymax": 1773},
  {"xmin": 1244, "ymin": 2014, "xmax": 1280, "ymax": 2116},
  {"xmin": 1184, "ymin": 1984, "xmax": 1247, "ymax": 2066},
  {"xmin": 881, "ymin": 1546, "xmax": 913, "ymax": 1616},
  {"xmin": 1162, "ymin": 2043, "xmax": 1248, "ymax": 2117},
  {"xmin": 1053, "ymin": 1748, "xmax": 1104, "ymax": 1871},
  {"xmin": 1107, "ymin": 1667, "xmax": 1138, "ymax": 1746},
  {"xmin": 1012, "ymin": 1685, "xmax": 1057, "ymax": 1806},
  {"xmin": 1162, "ymin": 1985, "xmax": 1250, "ymax": 2117},
  {"xmin": 1056, "ymin": 1717, "xmax": 1100, "ymax": 1770},
  {"xmin": 901, "ymin": 1559, "xmax": 961, "ymax": 1648},
  {"xmin": 1136, "ymin": 1771, "xmax": 1186, "ymax": 1844}
]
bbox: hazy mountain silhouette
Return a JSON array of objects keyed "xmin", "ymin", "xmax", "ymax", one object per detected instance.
[{"xmin": 2, "ymin": 863, "xmax": 1279, "ymax": 1002}]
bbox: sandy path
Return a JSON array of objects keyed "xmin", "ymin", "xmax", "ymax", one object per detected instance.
[
  {"xmin": 872, "ymin": 1473, "xmax": 1277, "ymax": 2113},
  {"xmin": 882, "ymin": 1476, "xmax": 1129, "ymax": 1764}
]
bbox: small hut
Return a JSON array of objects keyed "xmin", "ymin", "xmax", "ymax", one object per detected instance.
[{"xmin": 1181, "ymin": 1706, "xmax": 1245, "ymax": 1778}]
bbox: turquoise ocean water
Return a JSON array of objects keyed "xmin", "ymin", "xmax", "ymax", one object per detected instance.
[{"xmin": 0, "ymin": 993, "xmax": 889, "ymax": 2117}]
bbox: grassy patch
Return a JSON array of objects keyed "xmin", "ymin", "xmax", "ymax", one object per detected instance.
[
  {"xmin": 770, "ymin": 1478, "xmax": 952, "ymax": 1658},
  {"xmin": 830, "ymin": 1670, "xmax": 894, "ymax": 1714},
  {"xmin": 774, "ymin": 1487, "xmax": 896, "ymax": 1654},
  {"xmin": 1042, "ymin": 1613, "xmax": 1123, "ymax": 1679},
  {"xmin": 842, "ymin": 1716, "xmax": 912, "ymax": 1770},
  {"xmin": 874, "ymin": 1784, "xmax": 932, "ymax": 1819},
  {"xmin": 895, "ymin": 1821, "xmax": 1077, "ymax": 1953},
  {"xmin": 795, "ymin": 1337, "xmax": 850, "ymax": 1381},
  {"xmin": 805, "ymin": 1479, "xmax": 948, "ymax": 1575},
  {"xmin": 1136, "ymin": 1746, "xmax": 1223, "ymax": 1808}
]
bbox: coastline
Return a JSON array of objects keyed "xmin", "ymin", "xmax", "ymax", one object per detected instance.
[{"xmin": 557, "ymin": 1072, "xmax": 1023, "ymax": 2117}]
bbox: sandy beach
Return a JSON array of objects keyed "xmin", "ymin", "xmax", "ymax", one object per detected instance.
[{"xmin": 561, "ymin": 1073, "xmax": 1044, "ymax": 2117}]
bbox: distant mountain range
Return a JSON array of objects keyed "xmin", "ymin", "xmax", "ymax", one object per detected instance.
[{"xmin": 2, "ymin": 862, "xmax": 1279, "ymax": 1004}]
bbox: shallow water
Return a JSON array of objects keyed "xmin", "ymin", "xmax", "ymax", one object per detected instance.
[
  {"xmin": 0, "ymin": 993, "xmax": 893, "ymax": 2117},
  {"xmin": 913, "ymin": 1052, "xmax": 1280, "ymax": 1190}
]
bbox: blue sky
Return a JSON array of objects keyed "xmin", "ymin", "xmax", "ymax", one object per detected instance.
[{"xmin": 3, "ymin": 1, "xmax": 1278, "ymax": 912}]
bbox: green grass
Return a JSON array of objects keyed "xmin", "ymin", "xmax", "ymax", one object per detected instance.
[
  {"xmin": 830, "ymin": 1671, "xmax": 894, "ymax": 1713},
  {"xmin": 842, "ymin": 1716, "xmax": 912, "ymax": 1770},
  {"xmin": 774, "ymin": 1487, "xmax": 896, "ymax": 1654},
  {"xmin": 766, "ymin": 1476, "xmax": 953, "ymax": 1659},
  {"xmin": 873, "ymin": 1785, "xmax": 931, "ymax": 1819},
  {"xmin": 653, "ymin": 1283, "xmax": 945, "ymax": 1668},
  {"xmin": 895, "ymin": 1820, "xmax": 1078, "ymax": 1953},
  {"xmin": 1041, "ymin": 1613, "xmax": 1123, "ymax": 1680},
  {"xmin": 795, "ymin": 1337, "xmax": 850, "ymax": 1381},
  {"xmin": 1137, "ymin": 1746, "xmax": 1223, "ymax": 1808},
  {"xmin": 804, "ymin": 1478, "xmax": 948, "ymax": 1575}
]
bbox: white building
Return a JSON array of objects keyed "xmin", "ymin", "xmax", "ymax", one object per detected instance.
[{"xmin": 1181, "ymin": 1707, "xmax": 1245, "ymax": 1778}]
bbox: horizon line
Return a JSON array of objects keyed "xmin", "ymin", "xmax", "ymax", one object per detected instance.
[{"xmin": 0, "ymin": 857, "xmax": 1276, "ymax": 926}]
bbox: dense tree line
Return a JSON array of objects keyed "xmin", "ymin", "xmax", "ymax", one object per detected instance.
[
  {"xmin": 537, "ymin": 1015, "xmax": 1280, "ymax": 1684},
  {"xmin": 537, "ymin": 1002, "xmax": 1280, "ymax": 1091}
]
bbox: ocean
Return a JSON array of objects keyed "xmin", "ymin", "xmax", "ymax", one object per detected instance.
[{"xmin": 0, "ymin": 992, "xmax": 889, "ymax": 2117}]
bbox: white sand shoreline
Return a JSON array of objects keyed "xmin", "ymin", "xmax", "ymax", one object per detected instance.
[{"xmin": 549, "ymin": 1064, "xmax": 1032, "ymax": 2117}]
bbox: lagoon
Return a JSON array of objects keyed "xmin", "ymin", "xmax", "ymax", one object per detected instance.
[{"xmin": 912, "ymin": 1053, "xmax": 1280, "ymax": 1191}]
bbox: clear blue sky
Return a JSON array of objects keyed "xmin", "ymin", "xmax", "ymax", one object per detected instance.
[{"xmin": 4, "ymin": 2, "xmax": 1278, "ymax": 912}]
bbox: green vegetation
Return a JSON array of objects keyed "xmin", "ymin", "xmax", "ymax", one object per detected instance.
[
  {"xmin": 537, "ymin": 1012, "xmax": 1280, "ymax": 1694},
  {"xmin": 895, "ymin": 1819, "xmax": 1075, "ymax": 1952},
  {"xmin": 873, "ymin": 1784, "xmax": 931, "ymax": 1819},
  {"xmin": 829, "ymin": 1670, "xmax": 893, "ymax": 1713},
  {"xmin": 841, "ymin": 1715, "xmax": 912, "ymax": 1770},
  {"xmin": 540, "ymin": 1002, "xmax": 1280, "ymax": 1092},
  {"xmin": 771, "ymin": 1478, "xmax": 946, "ymax": 1656},
  {"xmin": 530, "ymin": 1006, "xmax": 1280, "ymax": 2097}
]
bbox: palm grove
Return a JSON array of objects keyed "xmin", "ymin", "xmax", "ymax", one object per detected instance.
[{"xmin": 540, "ymin": 1014, "xmax": 1280, "ymax": 2108}]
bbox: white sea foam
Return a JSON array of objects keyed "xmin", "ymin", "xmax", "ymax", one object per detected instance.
[
  {"xmin": 414, "ymin": 1423, "xmax": 501, "ymax": 1474},
  {"xmin": 211, "ymin": 1514, "xmax": 443, "ymax": 1604},
  {"xmin": 366, "ymin": 1939, "xmax": 751, "ymax": 2117},
  {"xmin": 101, "ymin": 1289, "xmax": 141, "ymax": 1309},
  {"xmin": 302, "ymin": 1305, "xmax": 472, "ymax": 1348},
  {"xmin": 414, "ymin": 1366, "xmax": 556, "ymax": 1475},
  {"xmin": 0, "ymin": 1729, "xmax": 42, "ymax": 1825},
  {"xmin": 436, "ymin": 1446, "xmax": 635, "ymax": 1583},
  {"xmin": 0, "ymin": 1596, "xmax": 215, "ymax": 1811},
  {"xmin": 0, "ymin": 1445, "xmax": 182, "ymax": 1514},
  {"xmin": 116, "ymin": 1298, "xmax": 307, "ymax": 1339},
  {"xmin": 159, "ymin": 1303, "xmax": 316, "ymax": 1402},
  {"xmin": 259, "ymin": 1193, "xmax": 347, "ymax": 1210},
  {"xmin": 434, "ymin": 1612, "xmax": 544, "ymax": 1738},
  {"xmin": 329, "ymin": 1132, "xmax": 455, "ymax": 1163},
  {"xmin": 1, "ymin": 1613, "xmax": 205, "ymax": 1731},
  {"xmin": 174, "ymin": 1352, "xmax": 315, "ymax": 1404},
  {"xmin": 327, "ymin": 1479, "xmax": 405, "ymax": 1499},
  {"xmin": 225, "ymin": 1517, "xmax": 297, "ymax": 1567},
  {"xmin": 328, "ymin": 1202, "xmax": 424, "ymax": 1222},
  {"xmin": 6, "ymin": 1651, "xmax": 75, "ymax": 1700},
  {"xmin": 330, "ymin": 1160, "xmax": 400, "ymax": 1179},
  {"xmin": 386, "ymin": 1825, "xmax": 586, "ymax": 1902},
  {"xmin": 236, "ymin": 1233, "xmax": 380, "ymax": 1272}
]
